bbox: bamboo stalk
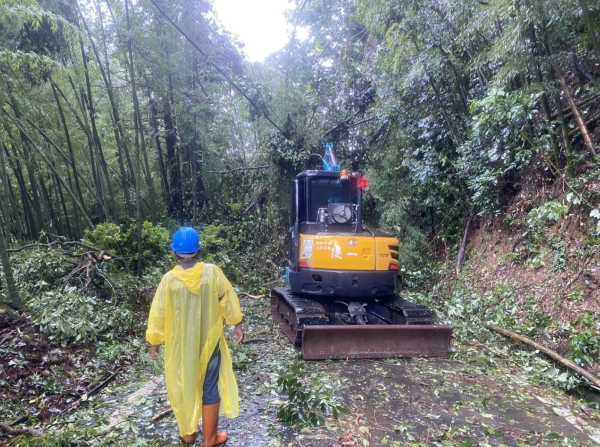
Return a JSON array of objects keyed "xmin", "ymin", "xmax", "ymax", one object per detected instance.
[
  {"xmin": 486, "ymin": 324, "xmax": 600, "ymax": 389},
  {"xmin": 0, "ymin": 160, "xmax": 21, "ymax": 309},
  {"xmin": 568, "ymin": 111, "xmax": 600, "ymax": 137},
  {"xmin": 456, "ymin": 208, "xmax": 475, "ymax": 276},
  {"xmin": 78, "ymin": 7, "xmax": 134, "ymax": 216},
  {"xmin": 51, "ymin": 82, "xmax": 87, "ymax": 217},
  {"xmin": 550, "ymin": 94, "xmax": 600, "ymax": 120},
  {"xmin": 554, "ymin": 65, "xmax": 597, "ymax": 156},
  {"xmin": 3, "ymin": 115, "xmax": 94, "ymax": 228},
  {"xmin": 0, "ymin": 423, "xmax": 43, "ymax": 437}
]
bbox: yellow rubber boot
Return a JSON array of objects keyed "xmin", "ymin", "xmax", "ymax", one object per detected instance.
[{"xmin": 202, "ymin": 404, "xmax": 228, "ymax": 447}]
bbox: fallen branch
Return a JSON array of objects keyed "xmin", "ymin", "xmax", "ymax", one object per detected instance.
[
  {"xmin": 58, "ymin": 367, "xmax": 122, "ymax": 416},
  {"xmin": 566, "ymin": 250, "xmax": 596, "ymax": 287},
  {"xmin": 260, "ymin": 276, "xmax": 285, "ymax": 287},
  {"xmin": 7, "ymin": 241, "xmax": 108, "ymax": 255},
  {"xmin": 59, "ymin": 250, "xmax": 117, "ymax": 295},
  {"xmin": 254, "ymin": 347, "xmax": 277, "ymax": 362},
  {"xmin": 243, "ymin": 189, "xmax": 269, "ymax": 216},
  {"xmin": 238, "ymin": 292, "xmax": 265, "ymax": 300},
  {"xmin": 568, "ymin": 111, "xmax": 600, "ymax": 137},
  {"xmin": 205, "ymin": 165, "xmax": 271, "ymax": 174},
  {"xmin": 151, "ymin": 407, "xmax": 173, "ymax": 422},
  {"xmin": 550, "ymin": 94, "xmax": 600, "ymax": 120},
  {"xmin": 0, "ymin": 423, "xmax": 43, "ymax": 437},
  {"xmin": 554, "ymin": 62, "xmax": 597, "ymax": 155},
  {"xmin": 88, "ymin": 367, "xmax": 122, "ymax": 397},
  {"xmin": 0, "ymin": 412, "xmax": 39, "ymax": 438},
  {"xmin": 486, "ymin": 323, "xmax": 600, "ymax": 389},
  {"xmin": 0, "ymin": 330, "xmax": 15, "ymax": 347},
  {"xmin": 456, "ymin": 208, "xmax": 475, "ymax": 276},
  {"xmin": 244, "ymin": 337, "xmax": 269, "ymax": 344},
  {"xmin": 8, "ymin": 414, "xmax": 29, "ymax": 426},
  {"xmin": 9, "ymin": 242, "xmax": 121, "ymax": 294}
]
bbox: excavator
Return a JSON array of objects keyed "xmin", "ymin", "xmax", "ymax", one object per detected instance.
[{"xmin": 271, "ymin": 144, "xmax": 453, "ymax": 359}]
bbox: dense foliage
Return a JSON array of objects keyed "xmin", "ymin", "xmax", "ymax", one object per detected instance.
[
  {"xmin": 0, "ymin": 0, "xmax": 599, "ymax": 296},
  {"xmin": 0, "ymin": 1, "xmax": 599, "ymax": 443}
]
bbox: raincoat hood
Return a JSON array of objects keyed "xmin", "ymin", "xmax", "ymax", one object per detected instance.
[{"xmin": 172, "ymin": 263, "xmax": 205, "ymax": 295}]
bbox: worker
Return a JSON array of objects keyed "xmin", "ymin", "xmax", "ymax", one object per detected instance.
[{"xmin": 146, "ymin": 227, "xmax": 244, "ymax": 446}]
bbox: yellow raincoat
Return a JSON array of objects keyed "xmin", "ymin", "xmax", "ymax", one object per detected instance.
[{"xmin": 146, "ymin": 262, "xmax": 243, "ymax": 436}]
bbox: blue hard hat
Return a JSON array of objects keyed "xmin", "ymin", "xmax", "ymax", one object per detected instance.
[{"xmin": 172, "ymin": 227, "xmax": 202, "ymax": 255}]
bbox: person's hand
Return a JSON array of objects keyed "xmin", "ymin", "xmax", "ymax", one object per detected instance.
[
  {"xmin": 150, "ymin": 344, "xmax": 160, "ymax": 361},
  {"xmin": 234, "ymin": 324, "xmax": 245, "ymax": 344}
]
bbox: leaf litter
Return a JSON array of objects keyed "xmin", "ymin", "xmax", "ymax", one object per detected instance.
[{"xmin": 3, "ymin": 294, "xmax": 600, "ymax": 446}]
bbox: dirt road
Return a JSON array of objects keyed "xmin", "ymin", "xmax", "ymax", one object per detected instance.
[{"xmin": 81, "ymin": 296, "xmax": 600, "ymax": 447}]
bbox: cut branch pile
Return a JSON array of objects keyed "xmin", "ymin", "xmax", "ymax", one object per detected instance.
[{"xmin": 8, "ymin": 240, "xmax": 122, "ymax": 297}]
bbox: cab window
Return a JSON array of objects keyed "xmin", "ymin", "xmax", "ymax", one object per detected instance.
[{"xmin": 308, "ymin": 178, "xmax": 351, "ymax": 221}]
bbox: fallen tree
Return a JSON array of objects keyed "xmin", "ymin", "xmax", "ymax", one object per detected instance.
[
  {"xmin": 486, "ymin": 323, "xmax": 600, "ymax": 391},
  {"xmin": 8, "ymin": 239, "xmax": 123, "ymax": 297}
]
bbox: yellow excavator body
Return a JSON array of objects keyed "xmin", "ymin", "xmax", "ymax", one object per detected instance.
[
  {"xmin": 298, "ymin": 234, "xmax": 400, "ymax": 271},
  {"xmin": 271, "ymin": 167, "xmax": 452, "ymax": 359}
]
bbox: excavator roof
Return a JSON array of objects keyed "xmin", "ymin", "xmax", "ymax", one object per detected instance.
[{"xmin": 296, "ymin": 170, "xmax": 360, "ymax": 179}]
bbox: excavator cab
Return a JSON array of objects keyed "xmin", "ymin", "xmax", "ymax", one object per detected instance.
[
  {"xmin": 287, "ymin": 170, "xmax": 398, "ymax": 298},
  {"xmin": 272, "ymin": 144, "xmax": 453, "ymax": 360}
]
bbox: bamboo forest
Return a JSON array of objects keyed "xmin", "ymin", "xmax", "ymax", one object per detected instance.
[{"xmin": 1, "ymin": 0, "xmax": 600, "ymax": 445}]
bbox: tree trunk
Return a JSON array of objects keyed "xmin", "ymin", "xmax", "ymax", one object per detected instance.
[
  {"xmin": 0, "ymin": 137, "xmax": 10, "ymax": 238},
  {"xmin": 529, "ymin": 24, "xmax": 561, "ymax": 167},
  {"xmin": 8, "ymin": 102, "xmax": 44, "ymax": 233},
  {"xmin": 2, "ymin": 133, "xmax": 36, "ymax": 239},
  {"xmin": 0, "ymin": 136, "xmax": 13, "ymax": 245},
  {"xmin": 67, "ymin": 75, "xmax": 105, "ymax": 220},
  {"xmin": 556, "ymin": 68, "xmax": 597, "ymax": 156},
  {"xmin": 456, "ymin": 208, "xmax": 475, "ymax": 276},
  {"xmin": 7, "ymin": 180, "xmax": 24, "ymax": 241},
  {"xmin": 7, "ymin": 113, "xmax": 96, "ymax": 230},
  {"xmin": 66, "ymin": 170, "xmax": 81, "ymax": 239},
  {"xmin": 24, "ymin": 115, "xmax": 101, "ymax": 215},
  {"xmin": 144, "ymin": 71, "xmax": 169, "ymax": 197},
  {"xmin": 132, "ymin": 69, "xmax": 157, "ymax": 222},
  {"xmin": 39, "ymin": 175, "xmax": 60, "ymax": 235},
  {"xmin": 103, "ymin": 0, "xmax": 137, "ymax": 183},
  {"xmin": 487, "ymin": 324, "xmax": 600, "ymax": 389},
  {"xmin": 78, "ymin": 7, "xmax": 134, "ymax": 216},
  {"xmin": 0, "ymin": 227, "xmax": 20, "ymax": 311},
  {"xmin": 0, "ymin": 211, "xmax": 21, "ymax": 310},
  {"xmin": 554, "ymin": 92, "xmax": 575, "ymax": 177},
  {"xmin": 544, "ymin": 38, "xmax": 597, "ymax": 157},
  {"xmin": 125, "ymin": 0, "xmax": 144, "ymax": 273},
  {"xmin": 439, "ymin": 47, "xmax": 469, "ymax": 113},
  {"xmin": 53, "ymin": 81, "xmax": 110, "ymax": 218},
  {"xmin": 55, "ymin": 172, "xmax": 72, "ymax": 239},
  {"xmin": 164, "ymin": 83, "xmax": 183, "ymax": 222},
  {"xmin": 51, "ymin": 81, "xmax": 88, "ymax": 217},
  {"xmin": 579, "ymin": 0, "xmax": 600, "ymax": 62},
  {"xmin": 5, "ymin": 175, "xmax": 23, "ymax": 241},
  {"xmin": 7, "ymin": 121, "xmax": 94, "ymax": 229},
  {"xmin": 79, "ymin": 36, "xmax": 118, "ymax": 222}
]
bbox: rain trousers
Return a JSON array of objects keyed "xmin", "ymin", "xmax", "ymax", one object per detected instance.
[{"xmin": 146, "ymin": 262, "xmax": 243, "ymax": 436}]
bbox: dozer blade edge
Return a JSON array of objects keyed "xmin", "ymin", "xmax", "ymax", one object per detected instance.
[{"xmin": 301, "ymin": 325, "xmax": 453, "ymax": 360}]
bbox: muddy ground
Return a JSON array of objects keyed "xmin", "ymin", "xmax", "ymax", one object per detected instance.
[{"xmin": 3, "ymin": 295, "xmax": 596, "ymax": 447}]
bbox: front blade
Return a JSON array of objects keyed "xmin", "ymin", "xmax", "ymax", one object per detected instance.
[{"xmin": 301, "ymin": 325, "xmax": 453, "ymax": 360}]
